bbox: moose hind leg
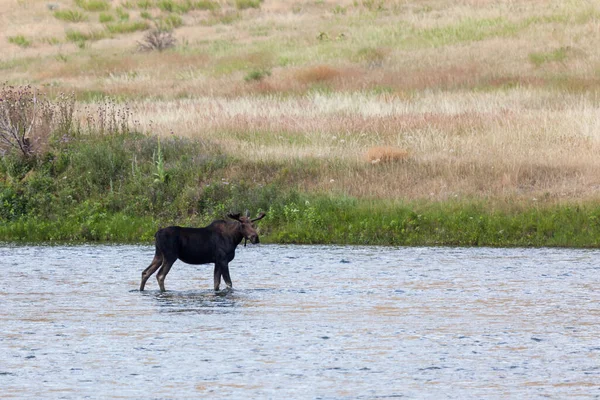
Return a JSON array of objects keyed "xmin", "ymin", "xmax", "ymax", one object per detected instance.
[
  {"xmin": 156, "ymin": 256, "xmax": 176, "ymax": 292},
  {"xmin": 140, "ymin": 254, "xmax": 163, "ymax": 291}
]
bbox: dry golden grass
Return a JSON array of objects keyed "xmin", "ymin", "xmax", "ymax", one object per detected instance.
[{"xmin": 3, "ymin": 0, "xmax": 600, "ymax": 202}]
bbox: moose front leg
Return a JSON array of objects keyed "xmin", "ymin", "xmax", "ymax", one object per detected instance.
[
  {"xmin": 213, "ymin": 263, "xmax": 222, "ymax": 291},
  {"xmin": 222, "ymin": 264, "xmax": 233, "ymax": 289}
]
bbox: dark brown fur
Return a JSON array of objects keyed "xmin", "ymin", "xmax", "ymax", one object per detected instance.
[{"xmin": 140, "ymin": 213, "xmax": 266, "ymax": 292}]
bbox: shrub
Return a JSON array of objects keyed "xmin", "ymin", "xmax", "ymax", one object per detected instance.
[
  {"xmin": 0, "ymin": 85, "xmax": 54, "ymax": 158},
  {"xmin": 65, "ymin": 29, "xmax": 107, "ymax": 43},
  {"xmin": 138, "ymin": 28, "xmax": 176, "ymax": 51},
  {"xmin": 161, "ymin": 14, "xmax": 183, "ymax": 29},
  {"xmin": 137, "ymin": 0, "xmax": 153, "ymax": 9},
  {"xmin": 8, "ymin": 35, "xmax": 31, "ymax": 48},
  {"xmin": 105, "ymin": 20, "xmax": 149, "ymax": 34},
  {"xmin": 74, "ymin": 0, "xmax": 110, "ymax": 12},
  {"xmin": 529, "ymin": 47, "xmax": 570, "ymax": 67},
  {"xmin": 115, "ymin": 7, "xmax": 130, "ymax": 21},
  {"xmin": 193, "ymin": 0, "xmax": 219, "ymax": 10},
  {"xmin": 54, "ymin": 9, "xmax": 88, "ymax": 22},
  {"xmin": 98, "ymin": 12, "xmax": 114, "ymax": 23},
  {"xmin": 244, "ymin": 68, "xmax": 271, "ymax": 82},
  {"xmin": 353, "ymin": 47, "xmax": 388, "ymax": 68},
  {"xmin": 157, "ymin": 0, "xmax": 175, "ymax": 12},
  {"xmin": 0, "ymin": 184, "xmax": 28, "ymax": 220},
  {"xmin": 235, "ymin": 0, "xmax": 262, "ymax": 10}
]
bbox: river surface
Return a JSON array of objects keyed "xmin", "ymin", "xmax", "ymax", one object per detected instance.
[{"xmin": 1, "ymin": 245, "xmax": 600, "ymax": 399}]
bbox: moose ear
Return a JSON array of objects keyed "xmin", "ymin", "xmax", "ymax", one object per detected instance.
[
  {"xmin": 227, "ymin": 213, "xmax": 241, "ymax": 221},
  {"xmin": 251, "ymin": 212, "xmax": 266, "ymax": 222}
]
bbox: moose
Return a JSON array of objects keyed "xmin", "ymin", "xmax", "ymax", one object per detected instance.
[{"xmin": 140, "ymin": 212, "xmax": 266, "ymax": 292}]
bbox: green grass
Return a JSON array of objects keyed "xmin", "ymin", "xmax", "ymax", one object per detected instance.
[
  {"xmin": 65, "ymin": 29, "xmax": 107, "ymax": 43},
  {"xmin": 235, "ymin": 0, "xmax": 262, "ymax": 10},
  {"xmin": 99, "ymin": 12, "xmax": 114, "ymax": 23},
  {"xmin": 137, "ymin": 0, "xmax": 153, "ymax": 9},
  {"xmin": 244, "ymin": 68, "xmax": 271, "ymax": 82},
  {"xmin": 75, "ymin": 0, "xmax": 111, "ymax": 12},
  {"xmin": 115, "ymin": 7, "xmax": 130, "ymax": 21},
  {"xmin": 157, "ymin": 0, "xmax": 176, "ymax": 12},
  {"xmin": 529, "ymin": 47, "xmax": 570, "ymax": 67},
  {"xmin": 8, "ymin": 35, "xmax": 32, "ymax": 48},
  {"xmin": 105, "ymin": 20, "xmax": 149, "ymax": 34},
  {"xmin": 54, "ymin": 9, "xmax": 88, "ymax": 22},
  {"xmin": 193, "ymin": 0, "xmax": 220, "ymax": 11},
  {"xmin": 2, "ymin": 120, "xmax": 600, "ymax": 246},
  {"xmin": 159, "ymin": 13, "xmax": 184, "ymax": 29}
]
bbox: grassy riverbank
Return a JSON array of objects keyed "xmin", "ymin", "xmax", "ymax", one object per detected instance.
[
  {"xmin": 2, "ymin": 129, "xmax": 600, "ymax": 247},
  {"xmin": 2, "ymin": 0, "xmax": 600, "ymax": 245}
]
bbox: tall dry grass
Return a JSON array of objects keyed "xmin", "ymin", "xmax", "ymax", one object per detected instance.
[{"xmin": 119, "ymin": 90, "xmax": 600, "ymax": 201}]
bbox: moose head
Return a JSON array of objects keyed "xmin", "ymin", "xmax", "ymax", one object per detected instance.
[{"xmin": 227, "ymin": 212, "xmax": 266, "ymax": 245}]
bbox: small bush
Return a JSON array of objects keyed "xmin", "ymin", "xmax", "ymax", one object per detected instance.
[
  {"xmin": 45, "ymin": 37, "xmax": 61, "ymax": 45},
  {"xmin": 137, "ymin": 0, "xmax": 153, "ymax": 9},
  {"xmin": 115, "ymin": 7, "xmax": 130, "ymax": 21},
  {"xmin": 161, "ymin": 14, "xmax": 183, "ymax": 29},
  {"xmin": 105, "ymin": 20, "xmax": 149, "ymax": 34},
  {"xmin": 157, "ymin": 0, "xmax": 175, "ymax": 12},
  {"xmin": 357, "ymin": 0, "xmax": 385, "ymax": 11},
  {"xmin": 65, "ymin": 29, "xmax": 107, "ymax": 43},
  {"xmin": 0, "ymin": 85, "xmax": 76, "ymax": 158},
  {"xmin": 54, "ymin": 9, "xmax": 88, "ymax": 22},
  {"xmin": 137, "ymin": 28, "xmax": 176, "ymax": 51},
  {"xmin": 216, "ymin": 11, "xmax": 241, "ymax": 24},
  {"xmin": 8, "ymin": 35, "xmax": 32, "ymax": 48},
  {"xmin": 98, "ymin": 12, "xmax": 114, "ymax": 23},
  {"xmin": 353, "ymin": 47, "xmax": 388, "ymax": 68},
  {"xmin": 235, "ymin": 0, "xmax": 262, "ymax": 10},
  {"xmin": 193, "ymin": 0, "xmax": 219, "ymax": 10},
  {"xmin": 75, "ymin": 0, "xmax": 110, "ymax": 12},
  {"xmin": 529, "ymin": 47, "xmax": 570, "ymax": 67},
  {"xmin": 332, "ymin": 5, "xmax": 346, "ymax": 14},
  {"xmin": 244, "ymin": 68, "xmax": 271, "ymax": 82}
]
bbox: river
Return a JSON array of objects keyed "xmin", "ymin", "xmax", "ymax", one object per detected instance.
[{"xmin": 1, "ymin": 245, "xmax": 599, "ymax": 399}]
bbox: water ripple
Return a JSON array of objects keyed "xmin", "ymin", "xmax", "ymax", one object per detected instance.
[{"xmin": 1, "ymin": 245, "xmax": 600, "ymax": 398}]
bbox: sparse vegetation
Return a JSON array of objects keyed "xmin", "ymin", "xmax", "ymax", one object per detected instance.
[
  {"xmin": 65, "ymin": 29, "xmax": 107, "ymax": 43},
  {"xmin": 54, "ymin": 9, "xmax": 88, "ymax": 22},
  {"xmin": 529, "ymin": 47, "xmax": 571, "ymax": 67},
  {"xmin": 244, "ymin": 68, "xmax": 271, "ymax": 82},
  {"xmin": 105, "ymin": 20, "xmax": 149, "ymax": 34},
  {"xmin": 193, "ymin": 0, "xmax": 219, "ymax": 11},
  {"xmin": 137, "ymin": 0, "xmax": 153, "ymax": 9},
  {"xmin": 98, "ymin": 12, "xmax": 114, "ymax": 23},
  {"xmin": 8, "ymin": 35, "xmax": 32, "ymax": 48},
  {"xmin": 235, "ymin": 0, "xmax": 262, "ymax": 10},
  {"xmin": 160, "ymin": 13, "xmax": 184, "ymax": 29},
  {"xmin": 74, "ymin": 0, "xmax": 110, "ymax": 12}
]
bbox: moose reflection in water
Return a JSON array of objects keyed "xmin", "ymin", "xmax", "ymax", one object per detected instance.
[{"xmin": 140, "ymin": 212, "xmax": 266, "ymax": 292}]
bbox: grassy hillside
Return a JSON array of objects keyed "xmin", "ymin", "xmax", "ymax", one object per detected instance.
[{"xmin": 2, "ymin": 0, "xmax": 600, "ymax": 244}]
